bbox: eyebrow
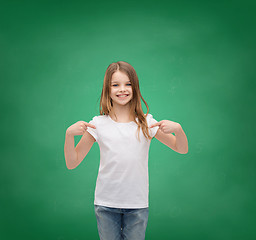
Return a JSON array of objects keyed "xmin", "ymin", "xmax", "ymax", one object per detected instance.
[{"xmin": 111, "ymin": 80, "xmax": 131, "ymax": 83}]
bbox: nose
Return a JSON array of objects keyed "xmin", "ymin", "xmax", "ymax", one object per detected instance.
[{"xmin": 120, "ymin": 84, "xmax": 126, "ymax": 91}]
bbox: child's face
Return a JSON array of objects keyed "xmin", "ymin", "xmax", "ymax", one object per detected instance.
[{"xmin": 110, "ymin": 71, "xmax": 133, "ymax": 106}]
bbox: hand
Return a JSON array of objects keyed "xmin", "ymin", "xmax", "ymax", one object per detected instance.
[
  {"xmin": 66, "ymin": 121, "xmax": 96, "ymax": 136},
  {"xmin": 149, "ymin": 120, "xmax": 180, "ymax": 134}
]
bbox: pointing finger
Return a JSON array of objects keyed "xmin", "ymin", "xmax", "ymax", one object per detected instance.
[
  {"xmin": 86, "ymin": 123, "xmax": 96, "ymax": 129},
  {"xmin": 149, "ymin": 122, "xmax": 161, "ymax": 128}
]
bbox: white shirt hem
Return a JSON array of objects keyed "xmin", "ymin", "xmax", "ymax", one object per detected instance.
[{"xmin": 94, "ymin": 200, "xmax": 149, "ymax": 209}]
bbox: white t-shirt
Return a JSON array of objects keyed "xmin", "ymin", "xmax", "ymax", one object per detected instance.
[{"xmin": 86, "ymin": 113, "xmax": 159, "ymax": 209}]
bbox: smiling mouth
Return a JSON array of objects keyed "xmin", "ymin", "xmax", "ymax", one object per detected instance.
[{"xmin": 117, "ymin": 94, "xmax": 129, "ymax": 98}]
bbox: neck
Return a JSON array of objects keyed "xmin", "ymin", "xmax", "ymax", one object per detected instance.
[{"xmin": 109, "ymin": 102, "xmax": 134, "ymax": 122}]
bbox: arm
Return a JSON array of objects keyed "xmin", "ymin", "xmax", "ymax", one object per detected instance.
[
  {"xmin": 173, "ymin": 124, "xmax": 188, "ymax": 154},
  {"xmin": 64, "ymin": 131, "xmax": 78, "ymax": 169},
  {"xmin": 64, "ymin": 130, "xmax": 95, "ymax": 169},
  {"xmin": 150, "ymin": 121, "xmax": 188, "ymax": 154}
]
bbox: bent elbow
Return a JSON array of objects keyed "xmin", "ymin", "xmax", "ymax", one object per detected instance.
[
  {"xmin": 66, "ymin": 165, "xmax": 73, "ymax": 170},
  {"xmin": 181, "ymin": 151, "xmax": 188, "ymax": 154},
  {"xmin": 182, "ymin": 148, "xmax": 189, "ymax": 154},
  {"xmin": 176, "ymin": 148, "xmax": 188, "ymax": 154},
  {"xmin": 66, "ymin": 163, "xmax": 76, "ymax": 170}
]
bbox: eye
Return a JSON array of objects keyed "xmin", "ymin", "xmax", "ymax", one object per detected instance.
[{"xmin": 112, "ymin": 83, "xmax": 131, "ymax": 87}]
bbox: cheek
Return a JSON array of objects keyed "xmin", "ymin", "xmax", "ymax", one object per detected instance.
[{"xmin": 110, "ymin": 89, "xmax": 116, "ymax": 95}]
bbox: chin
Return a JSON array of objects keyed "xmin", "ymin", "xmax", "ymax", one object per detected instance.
[{"xmin": 114, "ymin": 98, "xmax": 132, "ymax": 105}]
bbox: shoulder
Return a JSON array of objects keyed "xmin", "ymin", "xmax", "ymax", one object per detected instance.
[
  {"xmin": 91, "ymin": 114, "xmax": 108, "ymax": 122},
  {"xmin": 144, "ymin": 113, "xmax": 158, "ymax": 125},
  {"xmin": 96, "ymin": 114, "xmax": 108, "ymax": 120},
  {"xmin": 144, "ymin": 113, "xmax": 154, "ymax": 120}
]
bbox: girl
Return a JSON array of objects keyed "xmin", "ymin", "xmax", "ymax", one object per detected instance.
[{"xmin": 64, "ymin": 61, "xmax": 188, "ymax": 240}]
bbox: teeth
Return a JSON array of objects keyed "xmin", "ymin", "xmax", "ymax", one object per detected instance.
[{"xmin": 118, "ymin": 95, "xmax": 128, "ymax": 97}]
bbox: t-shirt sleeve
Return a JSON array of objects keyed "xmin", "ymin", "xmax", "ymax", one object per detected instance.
[
  {"xmin": 147, "ymin": 114, "xmax": 159, "ymax": 138},
  {"xmin": 86, "ymin": 116, "xmax": 98, "ymax": 142}
]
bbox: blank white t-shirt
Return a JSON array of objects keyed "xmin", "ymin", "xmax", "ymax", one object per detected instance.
[{"xmin": 86, "ymin": 113, "xmax": 159, "ymax": 209}]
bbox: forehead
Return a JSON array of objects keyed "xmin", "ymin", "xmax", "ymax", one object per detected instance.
[{"xmin": 111, "ymin": 71, "xmax": 130, "ymax": 82}]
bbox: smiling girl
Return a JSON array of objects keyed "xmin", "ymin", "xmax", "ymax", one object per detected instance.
[{"xmin": 64, "ymin": 61, "xmax": 188, "ymax": 240}]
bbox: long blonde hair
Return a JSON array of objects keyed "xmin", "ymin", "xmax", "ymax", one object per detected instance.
[{"xmin": 99, "ymin": 61, "xmax": 153, "ymax": 141}]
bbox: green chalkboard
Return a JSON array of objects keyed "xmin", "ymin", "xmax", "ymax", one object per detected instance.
[{"xmin": 1, "ymin": 0, "xmax": 255, "ymax": 239}]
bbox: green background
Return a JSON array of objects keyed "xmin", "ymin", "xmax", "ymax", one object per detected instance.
[{"xmin": 1, "ymin": 0, "xmax": 255, "ymax": 239}]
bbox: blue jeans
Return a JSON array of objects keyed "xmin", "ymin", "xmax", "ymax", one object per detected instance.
[{"xmin": 94, "ymin": 204, "xmax": 149, "ymax": 240}]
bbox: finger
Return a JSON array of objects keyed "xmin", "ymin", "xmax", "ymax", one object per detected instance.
[
  {"xmin": 86, "ymin": 123, "xmax": 96, "ymax": 129},
  {"xmin": 149, "ymin": 122, "xmax": 161, "ymax": 128},
  {"xmin": 81, "ymin": 126, "xmax": 86, "ymax": 132}
]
